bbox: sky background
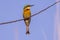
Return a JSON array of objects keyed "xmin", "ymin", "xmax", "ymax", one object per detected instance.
[{"xmin": 0, "ymin": 0, "xmax": 60, "ymax": 40}]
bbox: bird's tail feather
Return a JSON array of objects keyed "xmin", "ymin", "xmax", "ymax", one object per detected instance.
[
  {"xmin": 26, "ymin": 26, "xmax": 30, "ymax": 34},
  {"xmin": 26, "ymin": 30, "xmax": 30, "ymax": 34}
]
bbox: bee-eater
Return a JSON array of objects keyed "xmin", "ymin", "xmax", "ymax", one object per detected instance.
[{"xmin": 23, "ymin": 5, "xmax": 33, "ymax": 34}]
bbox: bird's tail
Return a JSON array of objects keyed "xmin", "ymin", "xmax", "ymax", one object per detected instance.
[{"xmin": 26, "ymin": 26, "xmax": 30, "ymax": 34}]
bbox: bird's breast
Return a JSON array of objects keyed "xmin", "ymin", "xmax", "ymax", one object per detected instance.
[{"xmin": 23, "ymin": 10, "xmax": 31, "ymax": 18}]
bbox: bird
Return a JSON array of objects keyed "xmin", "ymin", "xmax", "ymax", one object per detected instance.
[{"xmin": 23, "ymin": 5, "xmax": 34, "ymax": 34}]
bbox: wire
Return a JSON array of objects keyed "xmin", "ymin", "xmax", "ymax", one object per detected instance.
[
  {"xmin": 31, "ymin": 1, "xmax": 60, "ymax": 17},
  {"xmin": 0, "ymin": 1, "xmax": 60, "ymax": 25}
]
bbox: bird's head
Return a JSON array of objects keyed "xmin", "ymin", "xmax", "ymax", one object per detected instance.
[{"xmin": 24, "ymin": 5, "xmax": 34, "ymax": 10}]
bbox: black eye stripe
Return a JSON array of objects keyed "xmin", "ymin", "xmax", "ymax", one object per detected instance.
[{"xmin": 27, "ymin": 9, "xmax": 29, "ymax": 10}]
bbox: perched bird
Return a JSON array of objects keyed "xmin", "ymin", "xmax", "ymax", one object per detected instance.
[{"xmin": 23, "ymin": 5, "xmax": 33, "ymax": 34}]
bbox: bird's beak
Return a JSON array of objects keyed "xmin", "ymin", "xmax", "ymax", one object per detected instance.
[{"xmin": 30, "ymin": 5, "xmax": 34, "ymax": 7}]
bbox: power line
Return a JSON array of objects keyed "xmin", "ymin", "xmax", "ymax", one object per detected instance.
[
  {"xmin": 0, "ymin": 1, "xmax": 60, "ymax": 25},
  {"xmin": 31, "ymin": 1, "xmax": 60, "ymax": 17}
]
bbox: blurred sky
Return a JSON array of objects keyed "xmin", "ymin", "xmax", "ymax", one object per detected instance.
[{"xmin": 0, "ymin": 0, "xmax": 59, "ymax": 40}]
